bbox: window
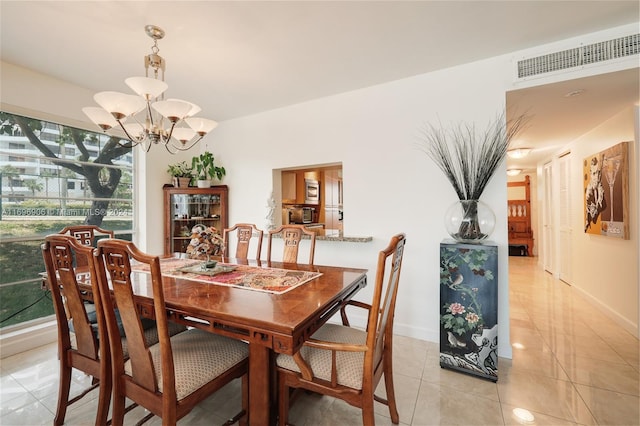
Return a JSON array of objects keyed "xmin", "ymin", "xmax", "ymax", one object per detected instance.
[{"xmin": 0, "ymin": 111, "xmax": 135, "ymax": 329}]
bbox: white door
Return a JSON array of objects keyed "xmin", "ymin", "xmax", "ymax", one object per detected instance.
[
  {"xmin": 558, "ymin": 153, "xmax": 572, "ymax": 284},
  {"xmin": 543, "ymin": 162, "xmax": 554, "ymax": 274}
]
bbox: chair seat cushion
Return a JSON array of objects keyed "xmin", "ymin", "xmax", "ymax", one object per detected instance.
[
  {"xmin": 276, "ymin": 323, "xmax": 366, "ymax": 390},
  {"xmin": 125, "ymin": 329, "xmax": 248, "ymax": 400},
  {"xmin": 120, "ymin": 321, "xmax": 187, "ymax": 358},
  {"xmin": 71, "ymin": 320, "xmax": 186, "ymax": 357}
]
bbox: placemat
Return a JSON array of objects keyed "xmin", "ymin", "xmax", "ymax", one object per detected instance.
[{"xmin": 133, "ymin": 258, "xmax": 322, "ymax": 294}]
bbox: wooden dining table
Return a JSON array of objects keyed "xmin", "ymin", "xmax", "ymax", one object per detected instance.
[{"xmin": 102, "ymin": 255, "xmax": 367, "ymax": 426}]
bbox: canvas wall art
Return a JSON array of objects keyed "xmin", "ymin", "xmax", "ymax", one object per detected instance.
[{"xmin": 583, "ymin": 141, "xmax": 629, "ymax": 239}]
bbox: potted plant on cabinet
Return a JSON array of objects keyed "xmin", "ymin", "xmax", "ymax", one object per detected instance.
[
  {"xmin": 167, "ymin": 161, "xmax": 193, "ymax": 187},
  {"xmin": 191, "ymin": 151, "xmax": 226, "ymax": 188}
]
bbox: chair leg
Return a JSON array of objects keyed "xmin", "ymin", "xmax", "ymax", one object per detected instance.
[
  {"xmin": 54, "ymin": 361, "xmax": 72, "ymax": 426},
  {"xmin": 277, "ymin": 372, "xmax": 290, "ymax": 426},
  {"xmin": 238, "ymin": 374, "xmax": 249, "ymax": 426},
  {"xmin": 384, "ymin": 368, "xmax": 400, "ymax": 425},
  {"xmin": 95, "ymin": 375, "xmax": 111, "ymax": 426},
  {"xmin": 361, "ymin": 397, "xmax": 375, "ymax": 426},
  {"xmin": 110, "ymin": 391, "xmax": 126, "ymax": 426}
]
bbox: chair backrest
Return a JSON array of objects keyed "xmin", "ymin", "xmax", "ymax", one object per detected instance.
[
  {"xmin": 59, "ymin": 225, "xmax": 115, "ymax": 246},
  {"xmin": 266, "ymin": 224, "xmax": 316, "ymax": 264},
  {"xmin": 42, "ymin": 233, "xmax": 104, "ymax": 367},
  {"xmin": 364, "ymin": 233, "xmax": 406, "ymax": 373},
  {"xmin": 223, "ymin": 223, "xmax": 264, "ymax": 260},
  {"xmin": 59, "ymin": 225, "xmax": 115, "ymax": 267},
  {"xmin": 93, "ymin": 239, "xmax": 177, "ymax": 404}
]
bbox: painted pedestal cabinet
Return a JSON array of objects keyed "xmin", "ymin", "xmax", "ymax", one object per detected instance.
[{"xmin": 439, "ymin": 240, "xmax": 498, "ymax": 381}]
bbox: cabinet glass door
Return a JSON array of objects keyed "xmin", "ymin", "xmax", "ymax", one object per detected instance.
[{"xmin": 170, "ymin": 193, "xmax": 222, "ymax": 253}]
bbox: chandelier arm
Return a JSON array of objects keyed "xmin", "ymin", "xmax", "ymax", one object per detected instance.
[
  {"xmin": 115, "ymin": 121, "xmax": 146, "ymax": 149},
  {"xmin": 117, "ymin": 140, "xmax": 137, "ymax": 149},
  {"xmin": 164, "ymin": 120, "xmax": 179, "ymax": 144},
  {"xmin": 164, "ymin": 141, "xmax": 180, "ymax": 154},
  {"xmin": 170, "ymin": 135, "xmax": 205, "ymax": 152},
  {"xmin": 117, "ymin": 121, "xmax": 139, "ymax": 143}
]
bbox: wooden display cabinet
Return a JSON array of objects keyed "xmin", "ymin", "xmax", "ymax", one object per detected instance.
[{"xmin": 163, "ymin": 184, "xmax": 228, "ymax": 254}]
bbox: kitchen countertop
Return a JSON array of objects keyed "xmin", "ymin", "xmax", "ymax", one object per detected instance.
[
  {"xmin": 268, "ymin": 227, "xmax": 372, "ymax": 243},
  {"xmin": 312, "ymin": 230, "xmax": 372, "ymax": 242}
]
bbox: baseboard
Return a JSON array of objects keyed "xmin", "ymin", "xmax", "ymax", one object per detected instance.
[
  {"xmin": 327, "ymin": 312, "xmax": 440, "ymax": 344},
  {"xmin": 0, "ymin": 321, "xmax": 57, "ymax": 359},
  {"xmin": 572, "ymin": 286, "xmax": 639, "ymax": 338}
]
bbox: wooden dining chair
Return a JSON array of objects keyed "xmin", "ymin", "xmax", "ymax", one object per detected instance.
[
  {"xmin": 42, "ymin": 234, "xmax": 187, "ymax": 425},
  {"xmin": 276, "ymin": 233, "xmax": 406, "ymax": 426},
  {"xmin": 266, "ymin": 224, "xmax": 316, "ymax": 265},
  {"xmin": 42, "ymin": 234, "xmax": 111, "ymax": 426},
  {"xmin": 223, "ymin": 223, "xmax": 264, "ymax": 260},
  {"xmin": 58, "ymin": 225, "xmax": 115, "ymax": 266},
  {"xmin": 93, "ymin": 239, "xmax": 249, "ymax": 425}
]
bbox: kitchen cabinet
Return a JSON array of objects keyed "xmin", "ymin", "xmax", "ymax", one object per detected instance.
[
  {"xmin": 324, "ymin": 169, "xmax": 343, "ymax": 232},
  {"xmin": 282, "ymin": 170, "xmax": 322, "ymax": 205},
  {"xmin": 163, "ymin": 184, "xmax": 228, "ymax": 254},
  {"xmin": 282, "ymin": 171, "xmax": 297, "ymax": 204}
]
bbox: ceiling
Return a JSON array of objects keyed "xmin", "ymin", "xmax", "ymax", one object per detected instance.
[{"xmin": 1, "ymin": 1, "xmax": 638, "ymax": 171}]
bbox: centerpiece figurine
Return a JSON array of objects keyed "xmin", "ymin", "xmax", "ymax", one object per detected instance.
[
  {"xmin": 419, "ymin": 112, "xmax": 528, "ymax": 243},
  {"xmin": 186, "ymin": 224, "xmax": 225, "ymax": 260}
]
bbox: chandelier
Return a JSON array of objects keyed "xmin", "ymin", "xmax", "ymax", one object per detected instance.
[{"xmin": 83, "ymin": 25, "xmax": 217, "ymax": 153}]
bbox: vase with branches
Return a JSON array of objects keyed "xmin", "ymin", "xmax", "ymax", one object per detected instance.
[{"xmin": 419, "ymin": 112, "xmax": 528, "ymax": 243}]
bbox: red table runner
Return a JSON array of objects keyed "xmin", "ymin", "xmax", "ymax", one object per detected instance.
[{"xmin": 133, "ymin": 257, "xmax": 322, "ymax": 294}]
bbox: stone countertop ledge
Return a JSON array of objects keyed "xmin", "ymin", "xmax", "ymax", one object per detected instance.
[{"xmin": 267, "ymin": 230, "xmax": 372, "ymax": 242}]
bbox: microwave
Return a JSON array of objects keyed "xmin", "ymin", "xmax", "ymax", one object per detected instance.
[
  {"xmin": 288, "ymin": 207, "xmax": 314, "ymax": 224},
  {"xmin": 304, "ymin": 179, "xmax": 320, "ymax": 205}
]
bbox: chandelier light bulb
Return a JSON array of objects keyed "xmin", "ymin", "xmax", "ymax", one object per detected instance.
[
  {"xmin": 125, "ymin": 76, "xmax": 168, "ymax": 100},
  {"xmin": 171, "ymin": 127, "xmax": 197, "ymax": 144},
  {"xmin": 82, "ymin": 107, "xmax": 117, "ymax": 131},
  {"xmin": 168, "ymin": 99, "xmax": 201, "ymax": 117},
  {"xmin": 186, "ymin": 117, "xmax": 218, "ymax": 135},
  {"xmin": 94, "ymin": 91, "xmax": 146, "ymax": 119},
  {"xmin": 152, "ymin": 99, "xmax": 194, "ymax": 123}
]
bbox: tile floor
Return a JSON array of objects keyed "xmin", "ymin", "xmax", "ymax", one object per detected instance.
[{"xmin": 0, "ymin": 256, "xmax": 638, "ymax": 425}]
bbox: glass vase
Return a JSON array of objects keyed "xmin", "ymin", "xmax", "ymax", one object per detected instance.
[{"xmin": 444, "ymin": 199, "xmax": 495, "ymax": 243}]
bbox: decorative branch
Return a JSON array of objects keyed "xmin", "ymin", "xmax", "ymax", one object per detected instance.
[{"xmin": 419, "ymin": 112, "xmax": 529, "ymax": 200}]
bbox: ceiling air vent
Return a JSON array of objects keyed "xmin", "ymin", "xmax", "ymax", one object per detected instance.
[{"xmin": 517, "ymin": 33, "xmax": 639, "ymax": 79}]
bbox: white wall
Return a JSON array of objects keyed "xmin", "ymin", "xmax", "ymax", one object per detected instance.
[
  {"xmin": 566, "ymin": 107, "xmax": 638, "ymax": 334},
  {"xmin": 202, "ymin": 55, "xmax": 513, "ymax": 357}
]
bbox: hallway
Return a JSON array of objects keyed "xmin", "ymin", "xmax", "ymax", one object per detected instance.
[{"xmin": 0, "ymin": 256, "xmax": 638, "ymax": 425}]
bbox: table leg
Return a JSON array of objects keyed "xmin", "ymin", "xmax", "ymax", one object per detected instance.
[{"xmin": 249, "ymin": 343, "xmax": 271, "ymax": 426}]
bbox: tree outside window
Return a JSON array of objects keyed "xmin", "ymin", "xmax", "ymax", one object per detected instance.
[{"xmin": 0, "ymin": 111, "xmax": 135, "ymax": 328}]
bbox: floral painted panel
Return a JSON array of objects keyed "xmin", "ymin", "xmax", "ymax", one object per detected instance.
[{"xmin": 439, "ymin": 241, "xmax": 498, "ymax": 381}]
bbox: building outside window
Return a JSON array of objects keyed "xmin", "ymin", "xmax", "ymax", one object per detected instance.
[{"xmin": 0, "ymin": 111, "xmax": 135, "ymax": 330}]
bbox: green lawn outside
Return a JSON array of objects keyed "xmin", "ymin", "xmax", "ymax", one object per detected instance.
[{"xmin": 0, "ymin": 219, "xmax": 132, "ymax": 328}]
